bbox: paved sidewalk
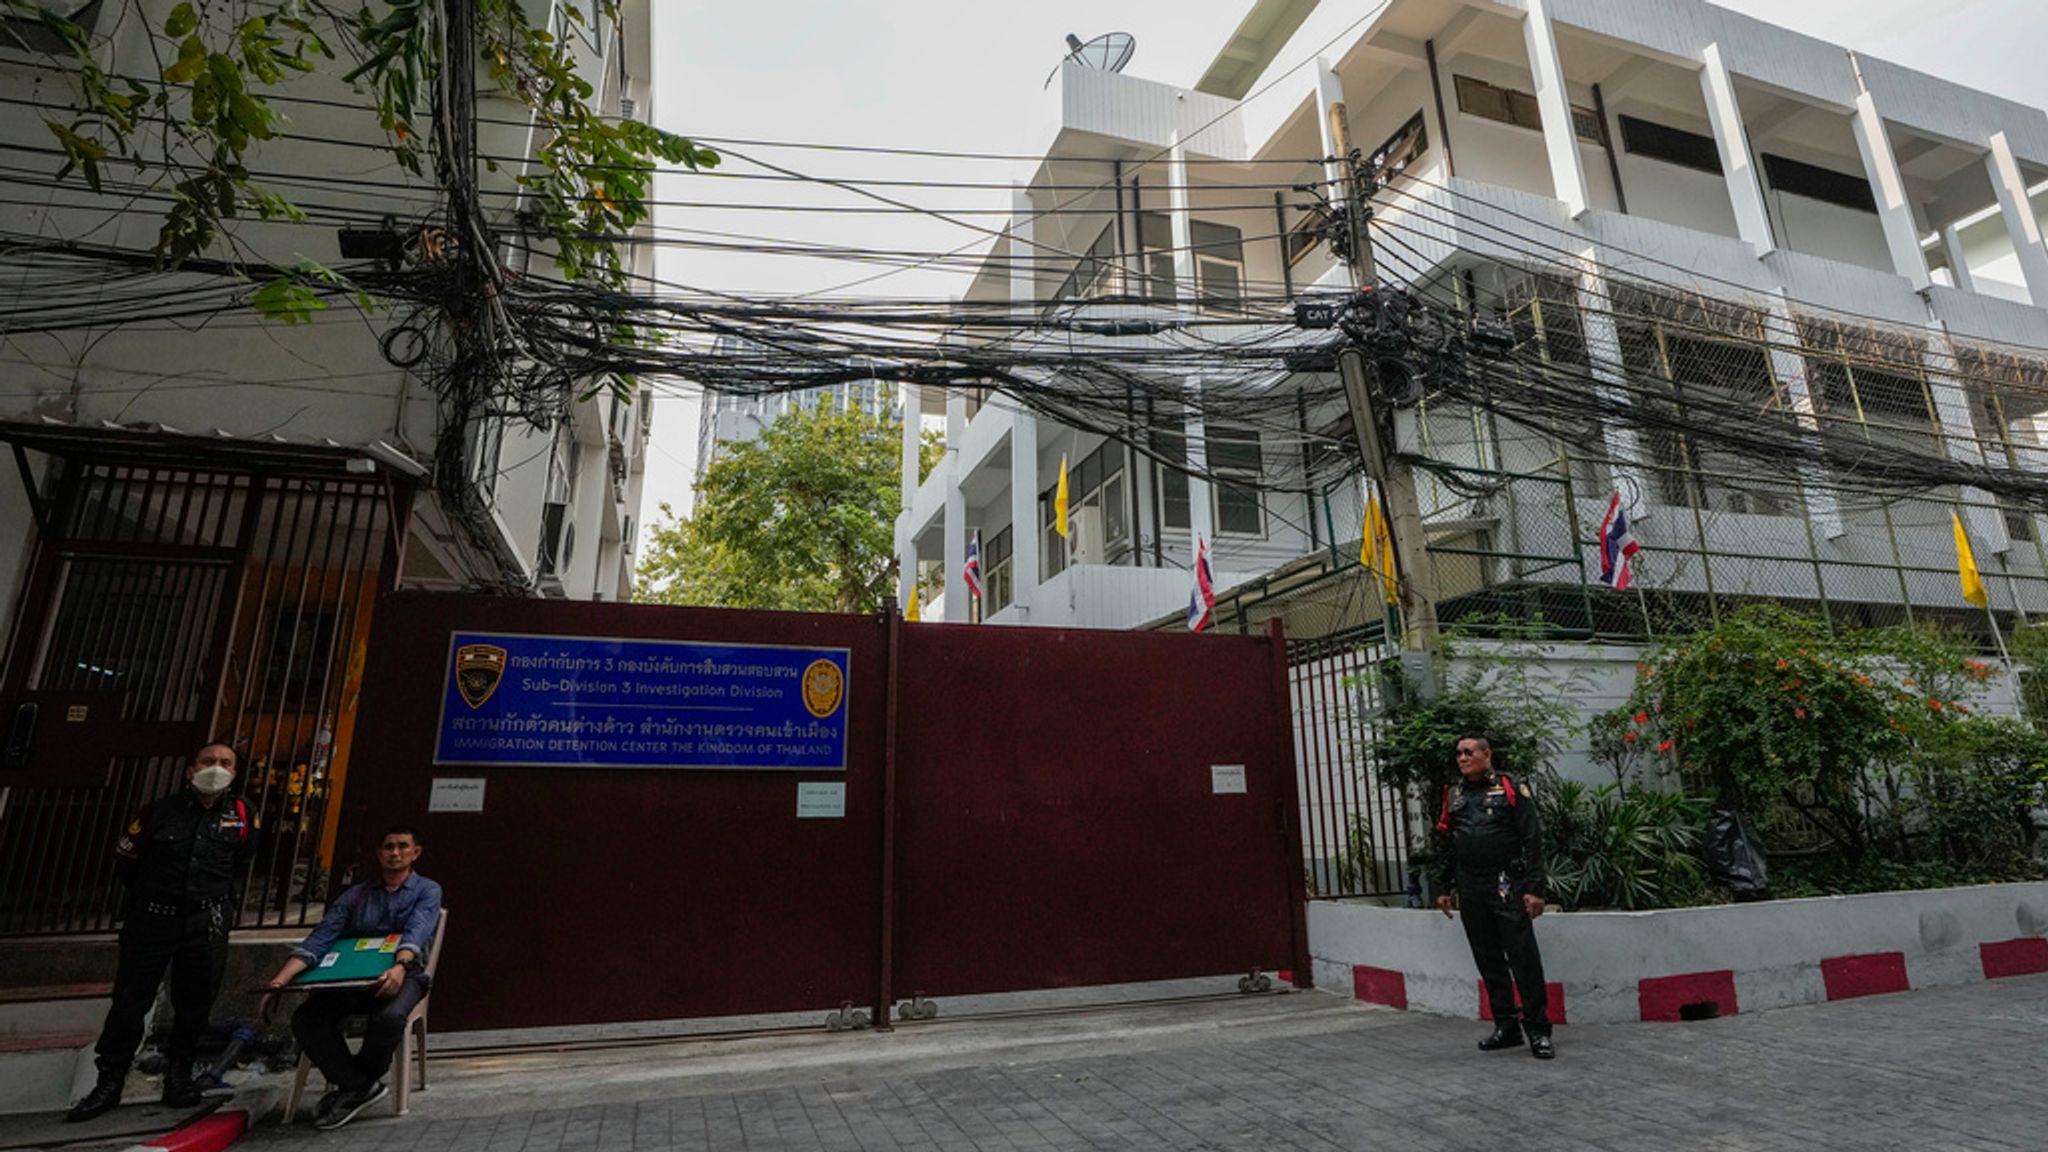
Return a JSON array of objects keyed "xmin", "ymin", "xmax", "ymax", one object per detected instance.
[{"xmin": 246, "ymin": 975, "xmax": 2047, "ymax": 1151}]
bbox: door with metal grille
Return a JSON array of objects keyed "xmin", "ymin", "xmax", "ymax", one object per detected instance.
[{"xmin": 0, "ymin": 463, "xmax": 388, "ymax": 935}]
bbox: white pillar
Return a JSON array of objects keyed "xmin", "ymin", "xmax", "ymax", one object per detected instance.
[
  {"xmin": 1010, "ymin": 183, "xmax": 1036, "ymax": 313},
  {"xmin": 1009, "ymin": 411, "xmax": 1039, "ymax": 617},
  {"xmin": 1767, "ymin": 295, "xmax": 1844, "ymax": 539},
  {"xmin": 897, "ymin": 382, "xmax": 922, "ymax": 607},
  {"xmin": 1167, "ymin": 135, "xmax": 1199, "ymax": 304},
  {"xmin": 1700, "ymin": 44, "xmax": 1775, "ymax": 257},
  {"xmin": 1523, "ymin": 0, "xmax": 1591, "ymax": 219},
  {"xmin": 1923, "ymin": 329, "xmax": 2012, "ymax": 554},
  {"xmin": 943, "ymin": 391, "xmax": 967, "ymax": 619},
  {"xmin": 1941, "ymin": 224, "xmax": 1977, "ymax": 294},
  {"xmin": 897, "ymin": 526, "xmax": 918, "ymax": 608},
  {"xmin": 1573, "ymin": 256, "xmax": 1651, "ymax": 504},
  {"xmin": 1167, "ymin": 135, "xmax": 1215, "ymax": 554},
  {"xmin": 1852, "ymin": 94, "xmax": 1931, "ymax": 290},
  {"xmin": 1184, "ymin": 377, "xmax": 1215, "ymax": 554},
  {"xmin": 1986, "ymin": 131, "xmax": 2048, "ymax": 306}
]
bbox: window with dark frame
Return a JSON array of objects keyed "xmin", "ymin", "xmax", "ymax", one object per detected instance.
[
  {"xmin": 1762, "ymin": 153, "xmax": 1878, "ymax": 214},
  {"xmin": 1619, "ymin": 115, "xmax": 1723, "ymax": 175},
  {"xmin": 984, "ymin": 526, "xmax": 1014, "ymax": 614},
  {"xmin": 1454, "ymin": 74, "xmax": 1603, "ymax": 145},
  {"xmin": 1370, "ymin": 111, "xmax": 1431, "ymax": 181},
  {"xmin": 1149, "ymin": 426, "xmax": 1264, "ymax": 536},
  {"xmin": 1285, "ymin": 206, "xmax": 1332, "ymax": 267},
  {"xmin": 1039, "ymin": 442, "xmax": 1129, "ymax": 576}
]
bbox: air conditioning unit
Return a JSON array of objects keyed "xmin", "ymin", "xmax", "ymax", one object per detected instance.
[
  {"xmin": 539, "ymin": 501, "xmax": 573, "ymax": 576},
  {"xmin": 1066, "ymin": 506, "xmax": 1106, "ymax": 567}
]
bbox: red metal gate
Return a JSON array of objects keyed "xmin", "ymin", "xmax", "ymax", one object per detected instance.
[{"xmin": 335, "ymin": 593, "xmax": 1309, "ymax": 1034}]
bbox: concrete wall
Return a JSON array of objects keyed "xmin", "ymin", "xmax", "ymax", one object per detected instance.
[
  {"xmin": 1440, "ymin": 639, "xmax": 2025, "ymax": 787},
  {"xmin": 1312, "ymin": 882, "xmax": 2048, "ymax": 1024}
]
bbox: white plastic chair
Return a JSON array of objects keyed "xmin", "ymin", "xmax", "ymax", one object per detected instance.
[{"xmin": 283, "ymin": 908, "xmax": 447, "ymax": 1120}]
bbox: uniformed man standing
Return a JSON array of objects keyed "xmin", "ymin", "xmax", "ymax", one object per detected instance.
[
  {"xmin": 1433, "ymin": 732, "xmax": 1554, "ymax": 1059},
  {"xmin": 67, "ymin": 743, "xmax": 255, "ymax": 1122}
]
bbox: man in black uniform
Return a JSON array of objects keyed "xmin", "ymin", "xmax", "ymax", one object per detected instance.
[
  {"xmin": 66, "ymin": 742, "xmax": 254, "ymax": 1122},
  {"xmin": 1434, "ymin": 732, "xmax": 1554, "ymax": 1059}
]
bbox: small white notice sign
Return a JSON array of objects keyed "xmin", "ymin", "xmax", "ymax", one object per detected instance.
[
  {"xmin": 428, "ymin": 777, "xmax": 486, "ymax": 813},
  {"xmin": 797, "ymin": 781, "xmax": 847, "ymax": 819},
  {"xmin": 1211, "ymin": 765, "xmax": 1247, "ymax": 795}
]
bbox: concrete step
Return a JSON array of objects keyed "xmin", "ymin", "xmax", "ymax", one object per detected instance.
[
  {"xmin": 0, "ymin": 984, "xmax": 112, "ymax": 1036},
  {"xmin": 0, "ymin": 1033, "xmax": 94, "ymax": 1116}
]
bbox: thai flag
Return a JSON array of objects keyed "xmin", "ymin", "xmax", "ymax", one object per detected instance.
[
  {"xmin": 1598, "ymin": 492, "xmax": 1640, "ymax": 590},
  {"xmin": 1187, "ymin": 536, "xmax": 1216, "ymax": 633},
  {"xmin": 963, "ymin": 530, "xmax": 983, "ymax": 601}
]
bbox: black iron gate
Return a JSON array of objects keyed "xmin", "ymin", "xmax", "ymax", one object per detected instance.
[
  {"xmin": 0, "ymin": 461, "xmax": 392, "ymax": 935},
  {"xmin": 1287, "ymin": 626, "xmax": 1414, "ymax": 898}
]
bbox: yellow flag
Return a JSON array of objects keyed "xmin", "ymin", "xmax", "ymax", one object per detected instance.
[
  {"xmin": 1055, "ymin": 454, "xmax": 1071, "ymax": 539},
  {"xmin": 1361, "ymin": 494, "xmax": 1398, "ymax": 605},
  {"xmin": 906, "ymin": 583, "xmax": 921, "ymax": 622},
  {"xmin": 1953, "ymin": 511, "xmax": 1988, "ymax": 609}
]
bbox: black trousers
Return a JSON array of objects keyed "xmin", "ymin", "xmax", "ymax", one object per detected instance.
[
  {"xmin": 93, "ymin": 905, "xmax": 231, "ymax": 1078},
  {"xmin": 291, "ymin": 975, "xmax": 430, "ymax": 1094},
  {"xmin": 1459, "ymin": 888, "xmax": 1550, "ymax": 1034}
]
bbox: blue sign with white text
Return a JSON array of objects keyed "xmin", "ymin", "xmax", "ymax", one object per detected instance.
[{"xmin": 434, "ymin": 631, "xmax": 850, "ymax": 770}]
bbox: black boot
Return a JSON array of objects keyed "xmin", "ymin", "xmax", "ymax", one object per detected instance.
[
  {"xmin": 1477, "ymin": 1023, "xmax": 1524, "ymax": 1051},
  {"xmin": 161, "ymin": 1065, "xmax": 202, "ymax": 1108},
  {"xmin": 1530, "ymin": 1033, "xmax": 1556, "ymax": 1060},
  {"xmin": 66, "ymin": 1075, "xmax": 124, "ymax": 1123}
]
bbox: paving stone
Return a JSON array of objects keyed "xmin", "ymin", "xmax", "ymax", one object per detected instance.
[{"xmin": 243, "ymin": 975, "xmax": 2048, "ymax": 1151}]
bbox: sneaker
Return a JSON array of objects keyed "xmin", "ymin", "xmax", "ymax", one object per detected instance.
[
  {"xmin": 312, "ymin": 1087, "xmax": 347, "ymax": 1124},
  {"xmin": 315, "ymin": 1082, "xmax": 388, "ymax": 1130},
  {"xmin": 1477, "ymin": 1025, "xmax": 1524, "ymax": 1052},
  {"xmin": 65, "ymin": 1077, "xmax": 124, "ymax": 1123},
  {"xmin": 1530, "ymin": 1034, "xmax": 1556, "ymax": 1060}
]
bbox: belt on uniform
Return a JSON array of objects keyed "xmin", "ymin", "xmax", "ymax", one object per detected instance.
[{"xmin": 140, "ymin": 898, "xmax": 227, "ymax": 917}]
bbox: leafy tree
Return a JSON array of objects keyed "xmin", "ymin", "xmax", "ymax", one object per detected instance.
[
  {"xmin": 636, "ymin": 401, "xmax": 940, "ymax": 614},
  {"xmin": 5, "ymin": 0, "xmax": 715, "ymax": 312}
]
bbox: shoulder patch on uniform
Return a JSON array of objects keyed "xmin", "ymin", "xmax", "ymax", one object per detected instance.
[{"xmin": 127, "ymin": 818, "xmax": 142, "ymax": 835}]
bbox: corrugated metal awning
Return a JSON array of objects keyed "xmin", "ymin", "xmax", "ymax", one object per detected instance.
[{"xmin": 0, "ymin": 417, "xmax": 427, "ymax": 479}]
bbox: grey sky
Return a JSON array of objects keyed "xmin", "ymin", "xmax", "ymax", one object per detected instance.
[{"xmin": 638, "ymin": 0, "xmax": 2047, "ymax": 527}]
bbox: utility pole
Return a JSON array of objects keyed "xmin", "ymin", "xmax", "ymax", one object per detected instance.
[{"xmin": 1324, "ymin": 100, "xmax": 1441, "ymax": 654}]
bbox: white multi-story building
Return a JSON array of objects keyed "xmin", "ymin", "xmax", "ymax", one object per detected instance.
[
  {"xmin": 694, "ymin": 343, "xmax": 901, "ymax": 480},
  {"xmin": 0, "ymin": 1, "xmax": 657, "ymax": 935},
  {"xmin": 900, "ymin": 0, "xmax": 2048, "ymax": 641}
]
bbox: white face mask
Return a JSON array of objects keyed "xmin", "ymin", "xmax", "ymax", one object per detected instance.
[{"xmin": 191, "ymin": 766, "xmax": 235, "ymax": 797}]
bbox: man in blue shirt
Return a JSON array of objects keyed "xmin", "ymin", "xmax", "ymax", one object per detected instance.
[{"xmin": 259, "ymin": 824, "xmax": 442, "ymax": 1130}]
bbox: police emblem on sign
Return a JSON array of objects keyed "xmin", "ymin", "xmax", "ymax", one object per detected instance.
[
  {"xmin": 454, "ymin": 643, "xmax": 508, "ymax": 710},
  {"xmin": 801, "ymin": 659, "xmax": 844, "ymax": 719}
]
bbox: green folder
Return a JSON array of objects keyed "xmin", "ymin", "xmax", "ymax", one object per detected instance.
[{"xmin": 293, "ymin": 934, "xmax": 404, "ymax": 986}]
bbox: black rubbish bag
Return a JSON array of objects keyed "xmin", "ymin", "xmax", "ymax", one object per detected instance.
[{"xmin": 1707, "ymin": 809, "xmax": 1769, "ymax": 898}]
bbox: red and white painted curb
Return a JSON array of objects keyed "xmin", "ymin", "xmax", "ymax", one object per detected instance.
[
  {"xmin": 1346, "ymin": 933, "xmax": 2048, "ymax": 1023},
  {"xmin": 114, "ymin": 1093, "xmax": 271, "ymax": 1152}
]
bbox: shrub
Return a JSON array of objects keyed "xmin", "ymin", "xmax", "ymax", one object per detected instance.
[
  {"xmin": 1620, "ymin": 605, "xmax": 2045, "ymax": 886},
  {"xmin": 1540, "ymin": 772, "xmax": 1711, "ymax": 911},
  {"xmin": 1366, "ymin": 640, "xmax": 1580, "ymax": 805}
]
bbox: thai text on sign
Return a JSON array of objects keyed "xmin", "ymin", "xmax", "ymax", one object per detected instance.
[{"xmin": 434, "ymin": 631, "xmax": 850, "ymax": 770}]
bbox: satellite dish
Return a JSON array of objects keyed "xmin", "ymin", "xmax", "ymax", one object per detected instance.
[{"xmin": 1045, "ymin": 32, "xmax": 1137, "ymax": 88}]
